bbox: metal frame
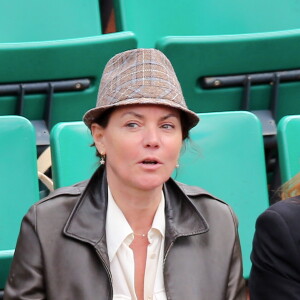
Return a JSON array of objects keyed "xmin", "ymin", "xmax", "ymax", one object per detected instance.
[{"xmin": 0, "ymin": 78, "xmax": 90, "ymax": 145}]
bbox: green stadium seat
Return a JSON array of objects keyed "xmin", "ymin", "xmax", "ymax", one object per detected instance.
[
  {"xmin": 277, "ymin": 115, "xmax": 300, "ymax": 183},
  {"xmin": 0, "ymin": 32, "xmax": 137, "ymax": 146},
  {"xmin": 50, "ymin": 122, "xmax": 98, "ymax": 189},
  {"xmin": 114, "ymin": 0, "xmax": 300, "ymax": 47},
  {"xmin": 50, "ymin": 111, "xmax": 269, "ymax": 278},
  {"xmin": 157, "ymin": 28, "xmax": 300, "ymax": 200},
  {"xmin": 0, "ymin": 0, "xmax": 102, "ymax": 42},
  {"xmin": 0, "ymin": 116, "xmax": 39, "ymax": 290},
  {"xmin": 174, "ymin": 111, "xmax": 269, "ymax": 278},
  {"xmin": 156, "ymin": 29, "xmax": 300, "ymax": 136}
]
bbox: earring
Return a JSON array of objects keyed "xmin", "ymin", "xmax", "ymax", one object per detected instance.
[
  {"xmin": 176, "ymin": 162, "xmax": 179, "ymax": 168},
  {"xmin": 100, "ymin": 152, "xmax": 106, "ymax": 165}
]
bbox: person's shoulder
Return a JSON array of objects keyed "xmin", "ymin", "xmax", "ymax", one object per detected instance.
[
  {"xmin": 22, "ymin": 180, "xmax": 89, "ymax": 229},
  {"xmin": 255, "ymin": 197, "xmax": 300, "ymax": 234},
  {"xmin": 175, "ymin": 180, "xmax": 227, "ymax": 206},
  {"xmin": 269, "ymin": 196, "xmax": 300, "ymax": 211},
  {"xmin": 260, "ymin": 196, "xmax": 300, "ymax": 223},
  {"xmin": 34, "ymin": 180, "xmax": 88, "ymax": 210},
  {"xmin": 175, "ymin": 180, "xmax": 236, "ymax": 218},
  {"xmin": 175, "ymin": 180, "xmax": 239, "ymax": 229}
]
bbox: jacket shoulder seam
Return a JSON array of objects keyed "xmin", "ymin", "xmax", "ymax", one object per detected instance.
[
  {"xmin": 175, "ymin": 180, "xmax": 227, "ymax": 204},
  {"xmin": 36, "ymin": 185, "xmax": 84, "ymax": 205}
]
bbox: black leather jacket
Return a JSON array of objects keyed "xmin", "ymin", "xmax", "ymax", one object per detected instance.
[{"xmin": 5, "ymin": 167, "xmax": 246, "ymax": 299}]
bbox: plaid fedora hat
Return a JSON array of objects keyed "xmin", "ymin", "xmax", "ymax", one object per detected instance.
[{"xmin": 83, "ymin": 48, "xmax": 199, "ymax": 130}]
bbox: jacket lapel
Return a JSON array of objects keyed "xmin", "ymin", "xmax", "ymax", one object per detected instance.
[
  {"xmin": 63, "ymin": 167, "xmax": 110, "ymax": 267},
  {"xmin": 163, "ymin": 178, "xmax": 209, "ymax": 256}
]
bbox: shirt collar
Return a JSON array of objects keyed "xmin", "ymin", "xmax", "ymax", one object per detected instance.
[
  {"xmin": 151, "ymin": 192, "xmax": 165, "ymax": 238},
  {"xmin": 106, "ymin": 186, "xmax": 133, "ymax": 262},
  {"xmin": 106, "ymin": 186, "xmax": 165, "ymax": 262}
]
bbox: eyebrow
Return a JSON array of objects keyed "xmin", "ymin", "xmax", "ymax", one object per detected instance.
[
  {"xmin": 121, "ymin": 111, "xmax": 179, "ymax": 121},
  {"xmin": 161, "ymin": 113, "xmax": 179, "ymax": 121},
  {"xmin": 121, "ymin": 111, "xmax": 144, "ymax": 119}
]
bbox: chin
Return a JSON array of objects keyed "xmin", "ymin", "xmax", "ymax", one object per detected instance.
[{"xmin": 136, "ymin": 176, "xmax": 170, "ymax": 191}]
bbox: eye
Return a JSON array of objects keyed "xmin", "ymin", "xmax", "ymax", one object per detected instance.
[
  {"xmin": 161, "ymin": 123, "xmax": 175, "ymax": 129},
  {"xmin": 126, "ymin": 122, "xmax": 139, "ymax": 128}
]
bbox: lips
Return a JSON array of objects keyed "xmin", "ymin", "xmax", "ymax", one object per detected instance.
[
  {"xmin": 139, "ymin": 158, "xmax": 162, "ymax": 165},
  {"xmin": 142, "ymin": 160, "xmax": 158, "ymax": 165}
]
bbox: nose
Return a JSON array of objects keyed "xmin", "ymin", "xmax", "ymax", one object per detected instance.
[{"xmin": 143, "ymin": 126, "xmax": 160, "ymax": 149}]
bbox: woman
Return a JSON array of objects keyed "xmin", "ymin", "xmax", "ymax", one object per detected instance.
[
  {"xmin": 249, "ymin": 174, "xmax": 300, "ymax": 299},
  {"xmin": 4, "ymin": 49, "xmax": 246, "ymax": 299}
]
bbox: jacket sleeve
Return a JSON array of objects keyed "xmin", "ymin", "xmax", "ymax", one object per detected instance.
[
  {"xmin": 249, "ymin": 209, "xmax": 300, "ymax": 300},
  {"xmin": 4, "ymin": 206, "xmax": 46, "ymax": 300},
  {"xmin": 226, "ymin": 209, "xmax": 247, "ymax": 300}
]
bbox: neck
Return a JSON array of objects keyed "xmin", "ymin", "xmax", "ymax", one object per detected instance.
[{"xmin": 108, "ymin": 181, "xmax": 163, "ymax": 234}]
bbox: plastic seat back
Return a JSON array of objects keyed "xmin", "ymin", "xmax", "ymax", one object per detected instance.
[
  {"xmin": 51, "ymin": 122, "xmax": 98, "ymax": 189},
  {"xmin": 114, "ymin": 0, "xmax": 300, "ymax": 47},
  {"xmin": 0, "ymin": 116, "xmax": 39, "ymax": 289},
  {"xmin": 0, "ymin": 32, "xmax": 137, "ymax": 145},
  {"xmin": 0, "ymin": 0, "xmax": 101, "ymax": 42},
  {"xmin": 173, "ymin": 111, "xmax": 269, "ymax": 278},
  {"xmin": 277, "ymin": 115, "xmax": 300, "ymax": 183},
  {"xmin": 157, "ymin": 30, "xmax": 300, "ymax": 127}
]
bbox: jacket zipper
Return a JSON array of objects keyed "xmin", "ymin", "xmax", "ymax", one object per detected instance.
[
  {"xmin": 163, "ymin": 232, "xmax": 204, "ymax": 300},
  {"xmin": 95, "ymin": 248, "xmax": 114, "ymax": 300}
]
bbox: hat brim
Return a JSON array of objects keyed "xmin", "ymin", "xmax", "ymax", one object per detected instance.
[{"xmin": 83, "ymin": 98, "xmax": 200, "ymax": 130}]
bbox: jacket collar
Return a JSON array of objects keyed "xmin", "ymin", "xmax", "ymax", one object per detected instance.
[
  {"xmin": 64, "ymin": 167, "xmax": 209, "ymax": 261},
  {"xmin": 64, "ymin": 167, "xmax": 110, "ymax": 265},
  {"xmin": 162, "ymin": 178, "xmax": 209, "ymax": 254}
]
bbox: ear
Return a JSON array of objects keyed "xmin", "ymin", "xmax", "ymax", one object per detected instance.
[{"xmin": 91, "ymin": 123, "xmax": 105, "ymax": 153}]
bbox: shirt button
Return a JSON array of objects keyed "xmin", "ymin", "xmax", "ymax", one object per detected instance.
[{"xmin": 150, "ymin": 253, "xmax": 156, "ymax": 259}]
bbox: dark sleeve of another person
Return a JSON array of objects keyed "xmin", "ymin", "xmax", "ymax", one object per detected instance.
[{"xmin": 249, "ymin": 202, "xmax": 300, "ymax": 300}]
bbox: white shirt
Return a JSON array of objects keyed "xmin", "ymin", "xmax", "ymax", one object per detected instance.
[{"xmin": 106, "ymin": 187, "xmax": 167, "ymax": 300}]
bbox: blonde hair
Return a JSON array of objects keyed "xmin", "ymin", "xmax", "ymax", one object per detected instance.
[{"xmin": 281, "ymin": 172, "xmax": 300, "ymax": 200}]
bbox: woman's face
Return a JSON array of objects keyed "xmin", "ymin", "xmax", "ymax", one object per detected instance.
[{"xmin": 91, "ymin": 104, "xmax": 183, "ymax": 192}]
